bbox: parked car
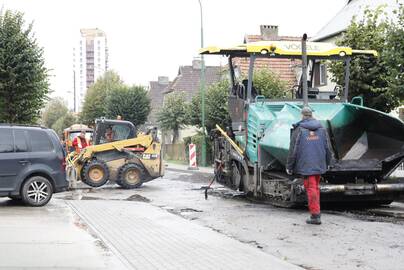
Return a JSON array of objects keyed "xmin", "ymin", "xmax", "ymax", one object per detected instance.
[{"xmin": 0, "ymin": 125, "xmax": 68, "ymax": 206}]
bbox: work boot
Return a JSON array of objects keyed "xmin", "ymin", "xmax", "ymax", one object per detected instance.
[{"xmin": 306, "ymin": 214, "xmax": 321, "ymax": 225}]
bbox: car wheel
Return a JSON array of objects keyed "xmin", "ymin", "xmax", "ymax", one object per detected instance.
[
  {"xmin": 83, "ymin": 159, "xmax": 109, "ymax": 187},
  {"xmin": 21, "ymin": 176, "xmax": 53, "ymax": 207},
  {"xmin": 117, "ymin": 163, "xmax": 145, "ymax": 189}
]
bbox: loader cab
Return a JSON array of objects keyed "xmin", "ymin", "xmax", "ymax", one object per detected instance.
[{"xmin": 93, "ymin": 118, "xmax": 136, "ymax": 145}]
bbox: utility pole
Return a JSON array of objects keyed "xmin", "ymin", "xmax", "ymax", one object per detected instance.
[
  {"xmin": 198, "ymin": 0, "xmax": 206, "ymax": 167},
  {"xmin": 73, "ymin": 70, "xmax": 76, "ymax": 112}
]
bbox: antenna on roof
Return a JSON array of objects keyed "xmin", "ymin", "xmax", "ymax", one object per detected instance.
[{"xmin": 301, "ymin": 33, "xmax": 308, "ymax": 107}]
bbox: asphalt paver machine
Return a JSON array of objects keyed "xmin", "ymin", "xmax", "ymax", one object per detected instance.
[
  {"xmin": 67, "ymin": 118, "xmax": 164, "ymax": 189},
  {"xmin": 202, "ymin": 36, "xmax": 404, "ymax": 207}
]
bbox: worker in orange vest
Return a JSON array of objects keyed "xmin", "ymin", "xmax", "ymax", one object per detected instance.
[{"xmin": 72, "ymin": 130, "xmax": 89, "ymax": 153}]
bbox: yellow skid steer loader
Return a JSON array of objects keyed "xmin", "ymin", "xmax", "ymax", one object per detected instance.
[{"xmin": 67, "ymin": 118, "xmax": 164, "ymax": 189}]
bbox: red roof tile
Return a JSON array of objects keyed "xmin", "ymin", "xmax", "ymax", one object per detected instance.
[{"xmin": 236, "ymin": 34, "xmax": 301, "ymax": 87}]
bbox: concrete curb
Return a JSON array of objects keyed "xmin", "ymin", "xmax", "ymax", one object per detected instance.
[{"xmin": 165, "ymin": 162, "xmax": 213, "ymax": 175}]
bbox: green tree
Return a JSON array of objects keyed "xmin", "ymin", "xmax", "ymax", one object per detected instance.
[
  {"xmin": 329, "ymin": 6, "xmax": 402, "ymax": 112},
  {"xmin": 41, "ymin": 97, "xmax": 68, "ymax": 128},
  {"xmin": 157, "ymin": 92, "xmax": 189, "ymax": 143},
  {"xmin": 80, "ymin": 71, "xmax": 122, "ymax": 125},
  {"xmin": 106, "ymin": 85, "xmax": 150, "ymax": 126},
  {"xmin": 51, "ymin": 112, "xmax": 76, "ymax": 137},
  {"xmin": 252, "ymin": 69, "xmax": 289, "ymax": 98},
  {"xmin": 0, "ymin": 9, "xmax": 49, "ymax": 124},
  {"xmin": 190, "ymin": 71, "xmax": 288, "ymax": 132},
  {"xmin": 384, "ymin": 3, "xmax": 404, "ymax": 106},
  {"xmin": 189, "ymin": 80, "xmax": 231, "ymax": 132}
]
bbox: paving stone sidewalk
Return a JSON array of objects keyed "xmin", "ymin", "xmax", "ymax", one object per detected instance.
[{"xmin": 68, "ymin": 200, "xmax": 302, "ymax": 270}]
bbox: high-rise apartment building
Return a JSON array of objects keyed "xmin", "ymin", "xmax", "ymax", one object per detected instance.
[{"xmin": 72, "ymin": 28, "xmax": 108, "ymax": 112}]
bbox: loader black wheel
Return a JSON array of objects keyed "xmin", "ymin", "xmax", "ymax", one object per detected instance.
[
  {"xmin": 117, "ymin": 163, "xmax": 145, "ymax": 189},
  {"xmin": 83, "ymin": 160, "xmax": 109, "ymax": 187}
]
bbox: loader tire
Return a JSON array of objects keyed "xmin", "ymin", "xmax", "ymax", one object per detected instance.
[
  {"xmin": 83, "ymin": 159, "xmax": 109, "ymax": 187},
  {"xmin": 117, "ymin": 163, "xmax": 144, "ymax": 189}
]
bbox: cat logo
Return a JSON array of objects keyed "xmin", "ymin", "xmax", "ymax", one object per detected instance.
[{"xmin": 143, "ymin": 153, "xmax": 159, "ymax": 160}]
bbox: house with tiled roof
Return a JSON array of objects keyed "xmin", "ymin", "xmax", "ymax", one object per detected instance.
[
  {"xmin": 311, "ymin": 0, "xmax": 403, "ymax": 122},
  {"xmin": 312, "ymin": 0, "xmax": 397, "ymax": 42},
  {"xmin": 165, "ymin": 59, "xmax": 223, "ymax": 101},
  {"xmin": 159, "ymin": 59, "xmax": 223, "ymax": 144},
  {"xmin": 147, "ymin": 76, "xmax": 170, "ymax": 125},
  {"xmin": 233, "ymin": 25, "xmax": 301, "ymax": 88}
]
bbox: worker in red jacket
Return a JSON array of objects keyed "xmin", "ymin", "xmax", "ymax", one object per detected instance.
[{"xmin": 72, "ymin": 131, "xmax": 89, "ymax": 153}]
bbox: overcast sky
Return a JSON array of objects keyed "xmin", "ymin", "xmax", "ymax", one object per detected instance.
[{"xmin": 2, "ymin": 0, "xmax": 347, "ymax": 98}]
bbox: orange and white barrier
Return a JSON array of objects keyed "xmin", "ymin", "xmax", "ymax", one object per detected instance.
[{"xmin": 188, "ymin": 144, "xmax": 198, "ymax": 170}]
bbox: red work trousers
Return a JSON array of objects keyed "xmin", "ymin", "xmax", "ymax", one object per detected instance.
[{"xmin": 303, "ymin": 175, "xmax": 321, "ymax": 215}]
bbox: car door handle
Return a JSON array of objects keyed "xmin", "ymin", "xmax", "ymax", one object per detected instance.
[{"xmin": 19, "ymin": 160, "xmax": 30, "ymax": 165}]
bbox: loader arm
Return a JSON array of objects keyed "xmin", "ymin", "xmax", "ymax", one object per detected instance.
[{"xmin": 78, "ymin": 134, "xmax": 154, "ymax": 162}]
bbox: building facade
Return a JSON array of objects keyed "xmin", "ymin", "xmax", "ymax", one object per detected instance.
[
  {"xmin": 147, "ymin": 76, "xmax": 171, "ymax": 126},
  {"xmin": 72, "ymin": 28, "xmax": 108, "ymax": 112},
  {"xmin": 160, "ymin": 59, "xmax": 223, "ymax": 143},
  {"xmin": 165, "ymin": 59, "xmax": 223, "ymax": 101}
]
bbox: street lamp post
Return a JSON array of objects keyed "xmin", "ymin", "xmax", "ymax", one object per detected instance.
[
  {"xmin": 73, "ymin": 70, "xmax": 77, "ymax": 112},
  {"xmin": 198, "ymin": 0, "xmax": 206, "ymax": 167}
]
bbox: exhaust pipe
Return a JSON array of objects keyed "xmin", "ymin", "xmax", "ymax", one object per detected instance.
[{"xmin": 319, "ymin": 183, "xmax": 404, "ymax": 194}]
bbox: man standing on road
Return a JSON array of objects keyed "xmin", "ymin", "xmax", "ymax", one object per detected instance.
[{"xmin": 286, "ymin": 107, "xmax": 333, "ymax": 225}]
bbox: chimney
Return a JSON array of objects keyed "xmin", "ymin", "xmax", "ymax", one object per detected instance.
[
  {"xmin": 158, "ymin": 76, "xmax": 169, "ymax": 85},
  {"xmin": 192, "ymin": 59, "xmax": 202, "ymax": 70},
  {"xmin": 260, "ymin": 25, "xmax": 279, "ymax": 40}
]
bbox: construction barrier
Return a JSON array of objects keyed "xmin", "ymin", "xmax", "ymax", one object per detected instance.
[{"xmin": 188, "ymin": 143, "xmax": 198, "ymax": 170}]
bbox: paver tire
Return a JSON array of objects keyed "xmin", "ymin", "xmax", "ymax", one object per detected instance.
[
  {"xmin": 83, "ymin": 159, "xmax": 109, "ymax": 187},
  {"xmin": 117, "ymin": 163, "xmax": 145, "ymax": 189},
  {"xmin": 21, "ymin": 176, "xmax": 53, "ymax": 207}
]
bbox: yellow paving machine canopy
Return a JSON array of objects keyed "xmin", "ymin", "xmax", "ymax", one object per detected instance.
[{"xmin": 200, "ymin": 40, "xmax": 378, "ymax": 58}]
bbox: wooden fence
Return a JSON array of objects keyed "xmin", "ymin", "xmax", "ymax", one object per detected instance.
[{"xmin": 162, "ymin": 144, "xmax": 187, "ymax": 162}]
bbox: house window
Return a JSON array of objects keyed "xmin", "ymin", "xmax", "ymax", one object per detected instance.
[{"xmin": 319, "ymin": 64, "xmax": 327, "ymax": 85}]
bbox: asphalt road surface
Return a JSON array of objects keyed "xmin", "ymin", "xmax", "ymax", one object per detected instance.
[{"xmin": 1, "ymin": 167, "xmax": 403, "ymax": 270}]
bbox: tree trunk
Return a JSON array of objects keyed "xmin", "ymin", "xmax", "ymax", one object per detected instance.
[{"xmin": 172, "ymin": 128, "xmax": 179, "ymax": 144}]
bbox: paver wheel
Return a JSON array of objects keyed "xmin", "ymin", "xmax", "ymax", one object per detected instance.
[
  {"xmin": 117, "ymin": 163, "xmax": 145, "ymax": 189},
  {"xmin": 21, "ymin": 176, "xmax": 53, "ymax": 207},
  {"xmin": 83, "ymin": 159, "xmax": 109, "ymax": 187}
]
